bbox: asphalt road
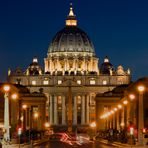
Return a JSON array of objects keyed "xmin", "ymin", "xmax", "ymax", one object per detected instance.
[{"xmin": 34, "ymin": 141, "xmax": 116, "ymax": 148}]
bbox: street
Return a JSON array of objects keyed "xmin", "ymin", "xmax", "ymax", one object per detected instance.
[{"xmin": 34, "ymin": 141, "xmax": 116, "ymax": 148}]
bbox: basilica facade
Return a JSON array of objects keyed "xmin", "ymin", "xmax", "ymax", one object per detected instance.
[{"xmin": 8, "ymin": 5, "xmax": 131, "ymax": 131}]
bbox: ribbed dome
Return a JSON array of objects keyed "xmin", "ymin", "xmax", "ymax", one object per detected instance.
[{"xmin": 48, "ymin": 26, "xmax": 95, "ymax": 54}]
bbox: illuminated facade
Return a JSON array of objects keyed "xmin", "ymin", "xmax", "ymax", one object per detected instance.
[{"xmin": 8, "ymin": 4, "xmax": 131, "ymax": 130}]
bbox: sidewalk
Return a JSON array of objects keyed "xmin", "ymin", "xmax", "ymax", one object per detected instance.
[
  {"xmin": 1, "ymin": 138, "xmax": 49, "ymax": 148},
  {"xmin": 98, "ymin": 138, "xmax": 148, "ymax": 148}
]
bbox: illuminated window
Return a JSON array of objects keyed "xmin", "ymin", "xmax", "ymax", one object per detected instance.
[
  {"xmin": 118, "ymin": 81, "xmax": 123, "ymax": 84},
  {"xmin": 103, "ymin": 80, "xmax": 107, "ymax": 85},
  {"xmin": 58, "ymin": 80, "xmax": 62, "ymax": 85},
  {"xmin": 78, "ymin": 107, "xmax": 81, "ymax": 110},
  {"xmin": 58, "ymin": 107, "xmax": 62, "ymax": 110},
  {"xmin": 90, "ymin": 80, "xmax": 96, "ymax": 85},
  {"xmin": 32, "ymin": 80, "xmax": 36, "ymax": 85},
  {"xmin": 58, "ymin": 96, "xmax": 62, "ymax": 104},
  {"xmin": 90, "ymin": 96, "xmax": 95, "ymax": 105},
  {"xmin": 43, "ymin": 80, "xmax": 49, "ymax": 85},
  {"xmin": 77, "ymin": 80, "xmax": 81, "ymax": 85},
  {"xmin": 77, "ymin": 96, "xmax": 81, "ymax": 104}
]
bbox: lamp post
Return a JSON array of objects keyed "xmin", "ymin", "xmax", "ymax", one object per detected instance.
[
  {"xmin": 18, "ymin": 127, "xmax": 22, "ymax": 148},
  {"xmin": 90, "ymin": 122, "xmax": 96, "ymax": 140},
  {"xmin": 34, "ymin": 112, "xmax": 39, "ymax": 130},
  {"xmin": 123, "ymin": 99, "xmax": 128, "ymax": 130},
  {"xmin": 3, "ymin": 85, "xmax": 10, "ymax": 142},
  {"xmin": 44, "ymin": 122, "xmax": 50, "ymax": 136},
  {"xmin": 129, "ymin": 94, "xmax": 135, "ymax": 125},
  {"xmin": 3, "ymin": 84, "xmax": 18, "ymax": 143},
  {"xmin": 22, "ymin": 104, "xmax": 27, "ymax": 131},
  {"xmin": 137, "ymin": 85, "xmax": 145, "ymax": 146}
]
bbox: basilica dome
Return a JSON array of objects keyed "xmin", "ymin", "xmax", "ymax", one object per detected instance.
[
  {"xmin": 48, "ymin": 27, "xmax": 95, "ymax": 54},
  {"xmin": 44, "ymin": 4, "xmax": 99, "ymax": 74},
  {"xmin": 48, "ymin": 4, "xmax": 95, "ymax": 55}
]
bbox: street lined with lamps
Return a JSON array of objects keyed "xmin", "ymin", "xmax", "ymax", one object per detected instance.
[{"xmin": 99, "ymin": 83, "xmax": 146, "ymax": 146}]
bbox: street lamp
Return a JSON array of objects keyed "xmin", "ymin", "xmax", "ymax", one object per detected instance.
[
  {"xmin": 129, "ymin": 94, "xmax": 135, "ymax": 101},
  {"xmin": 90, "ymin": 122, "xmax": 96, "ymax": 140},
  {"xmin": 3, "ymin": 84, "xmax": 18, "ymax": 142},
  {"xmin": 18, "ymin": 127, "xmax": 22, "ymax": 148},
  {"xmin": 3, "ymin": 85, "xmax": 10, "ymax": 142},
  {"xmin": 11, "ymin": 93, "xmax": 18, "ymax": 100},
  {"xmin": 118, "ymin": 104, "xmax": 122, "ymax": 109},
  {"xmin": 44, "ymin": 122, "xmax": 50, "ymax": 136},
  {"xmin": 137, "ymin": 85, "xmax": 145, "ymax": 146},
  {"xmin": 22, "ymin": 104, "xmax": 27, "ymax": 109},
  {"xmin": 34, "ymin": 112, "xmax": 39, "ymax": 130},
  {"xmin": 34, "ymin": 112, "xmax": 39, "ymax": 119},
  {"xmin": 114, "ymin": 108, "xmax": 118, "ymax": 112},
  {"xmin": 44, "ymin": 122, "xmax": 50, "ymax": 128},
  {"xmin": 123, "ymin": 100, "xmax": 128, "ymax": 105},
  {"xmin": 22, "ymin": 104, "xmax": 27, "ymax": 132}
]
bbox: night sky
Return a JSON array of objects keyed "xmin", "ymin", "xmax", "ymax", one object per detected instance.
[{"xmin": 0, "ymin": 0, "xmax": 148, "ymax": 82}]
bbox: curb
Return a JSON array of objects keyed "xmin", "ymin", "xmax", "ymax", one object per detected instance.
[{"xmin": 97, "ymin": 139, "xmax": 148, "ymax": 148}]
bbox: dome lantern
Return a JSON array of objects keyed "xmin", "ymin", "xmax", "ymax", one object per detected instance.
[
  {"xmin": 104, "ymin": 56, "xmax": 109, "ymax": 63},
  {"xmin": 66, "ymin": 3, "xmax": 77, "ymax": 26}
]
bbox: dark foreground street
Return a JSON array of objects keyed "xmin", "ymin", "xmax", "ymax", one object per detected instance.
[{"xmin": 34, "ymin": 141, "xmax": 116, "ymax": 148}]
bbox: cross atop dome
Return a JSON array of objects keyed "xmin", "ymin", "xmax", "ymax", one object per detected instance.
[
  {"xmin": 68, "ymin": 3, "xmax": 75, "ymax": 16},
  {"xmin": 66, "ymin": 3, "xmax": 77, "ymax": 26}
]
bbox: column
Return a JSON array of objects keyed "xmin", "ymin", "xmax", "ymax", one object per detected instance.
[
  {"xmin": 4, "ymin": 93, "xmax": 10, "ymax": 141},
  {"xmin": 75, "ymin": 59, "xmax": 78, "ymax": 71},
  {"xmin": 44, "ymin": 60, "xmax": 48, "ymax": 72},
  {"xmin": 23, "ymin": 109, "xmax": 26, "ymax": 131},
  {"xmin": 54, "ymin": 95, "xmax": 58, "ymax": 125},
  {"xmin": 49, "ymin": 59, "xmax": 52, "ymax": 72},
  {"xmin": 74, "ymin": 59, "xmax": 76, "ymax": 74},
  {"xmin": 90, "ymin": 58, "xmax": 93, "ymax": 71},
  {"xmin": 73, "ymin": 96, "xmax": 77, "ymax": 125},
  {"xmin": 81, "ymin": 95, "xmax": 85, "ymax": 124},
  {"xmin": 124, "ymin": 106, "xmax": 127, "ymax": 129},
  {"xmin": 138, "ymin": 92, "xmax": 144, "ymax": 145},
  {"xmin": 121, "ymin": 107, "xmax": 125, "ymax": 129},
  {"xmin": 86, "ymin": 95, "xmax": 90, "ymax": 124},
  {"xmin": 64, "ymin": 59, "xmax": 66, "ymax": 71},
  {"xmin": 116, "ymin": 111, "xmax": 120, "ymax": 130},
  {"xmin": 83, "ymin": 58, "xmax": 86, "ymax": 71},
  {"xmin": 26, "ymin": 108, "xmax": 29, "ymax": 127},
  {"xmin": 62, "ymin": 96, "xmax": 66, "ymax": 125},
  {"xmin": 50, "ymin": 95, "xmax": 53, "ymax": 125},
  {"xmin": 113, "ymin": 113, "xmax": 116, "ymax": 129}
]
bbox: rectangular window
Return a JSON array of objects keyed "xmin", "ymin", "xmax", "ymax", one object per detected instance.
[
  {"xmin": 43, "ymin": 80, "xmax": 49, "ymax": 85},
  {"xmin": 32, "ymin": 80, "xmax": 36, "ymax": 85},
  {"xmin": 58, "ymin": 80, "xmax": 62, "ymax": 85},
  {"xmin": 90, "ymin": 80, "xmax": 95, "ymax": 85},
  {"xmin": 77, "ymin": 80, "xmax": 81, "ymax": 85},
  {"xmin": 103, "ymin": 80, "xmax": 107, "ymax": 85},
  {"xmin": 58, "ymin": 96, "xmax": 62, "ymax": 104}
]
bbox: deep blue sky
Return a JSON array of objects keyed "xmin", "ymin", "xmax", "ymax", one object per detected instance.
[{"xmin": 0, "ymin": 0, "xmax": 148, "ymax": 81}]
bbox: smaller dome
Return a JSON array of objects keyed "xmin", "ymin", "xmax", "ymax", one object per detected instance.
[
  {"xmin": 117, "ymin": 65, "xmax": 125, "ymax": 75},
  {"xmin": 100, "ymin": 56, "xmax": 114, "ymax": 75},
  {"xmin": 25, "ymin": 57, "xmax": 43, "ymax": 75},
  {"xmin": 117, "ymin": 65, "xmax": 123, "ymax": 70}
]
